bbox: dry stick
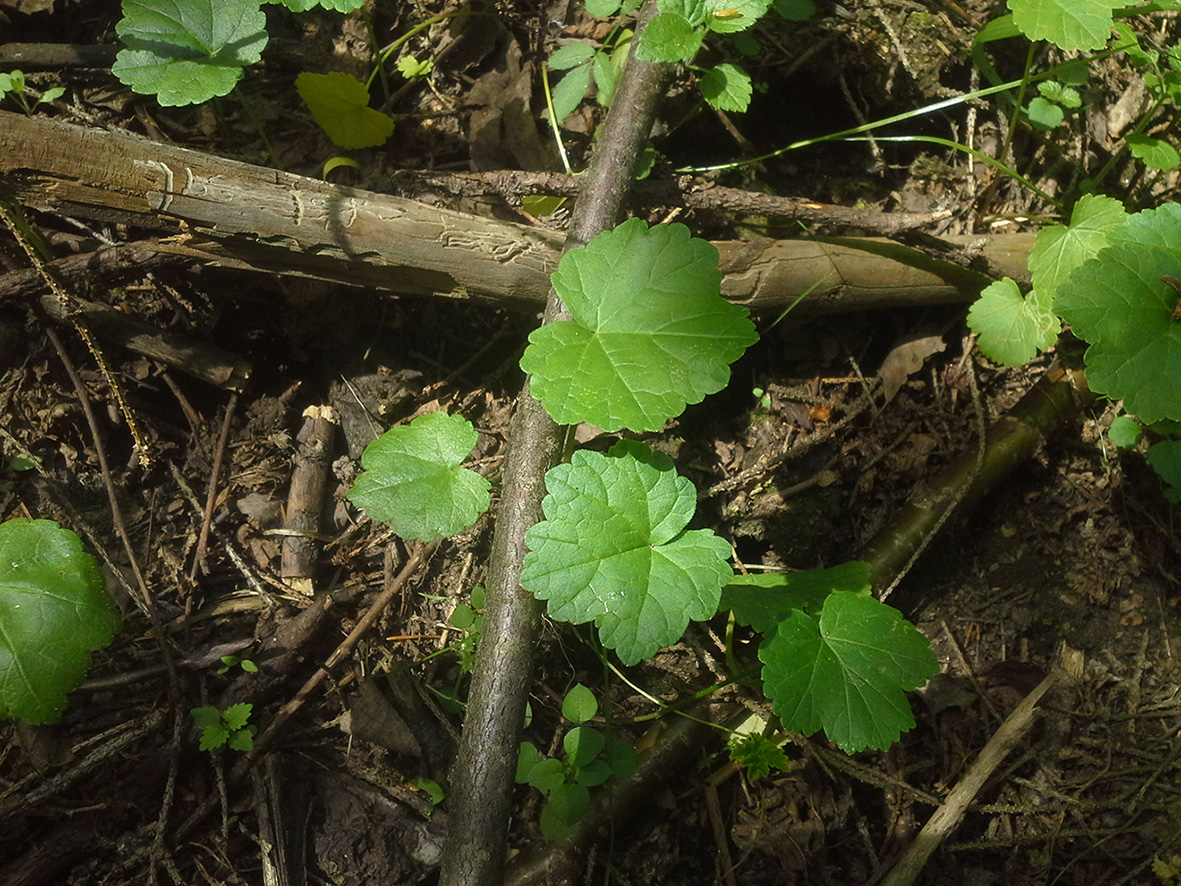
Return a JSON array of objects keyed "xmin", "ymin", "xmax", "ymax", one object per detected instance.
[
  {"xmin": 190, "ymin": 392, "xmax": 238, "ymax": 581},
  {"xmin": 173, "ymin": 538, "xmax": 438, "ymax": 840},
  {"xmin": 876, "ymin": 672, "xmax": 1058, "ymax": 886},
  {"xmin": 438, "ymin": 7, "xmax": 671, "ymax": 885}
]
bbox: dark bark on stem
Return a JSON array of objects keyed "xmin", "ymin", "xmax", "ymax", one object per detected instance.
[{"xmin": 438, "ymin": 10, "xmax": 670, "ymax": 886}]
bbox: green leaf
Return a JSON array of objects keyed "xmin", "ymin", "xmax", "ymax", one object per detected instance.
[
  {"xmin": 574, "ymin": 758, "xmax": 612, "ymax": 786},
  {"xmin": 541, "ymin": 783, "xmax": 590, "ymax": 839},
  {"xmin": 549, "ymin": 42, "xmax": 596, "ymax": 71},
  {"xmin": 635, "ymin": 12, "xmax": 703, "ymax": 62},
  {"xmin": 0, "ymin": 519, "xmax": 120, "ymax": 724},
  {"xmin": 411, "ymin": 777, "xmax": 446, "ymax": 804},
  {"xmin": 1108, "ymin": 415, "xmax": 1141, "ymax": 448},
  {"xmin": 113, "ymin": 0, "xmax": 268, "ymax": 106},
  {"xmin": 586, "ymin": 0, "xmax": 622, "ymax": 15},
  {"xmin": 593, "ymin": 49, "xmax": 617, "ymax": 106},
  {"xmin": 1006, "ymin": 0, "xmax": 1122, "ymax": 51},
  {"xmin": 528, "ymin": 757, "xmax": 567, "ymax": 793},
  {"xmin": 348, "ymin": 411, "xmax": 491, "ymax": 541},
  {"xmin": 772, "ymin": 0, "xmax": 815, "ymax": 20},
  {"xmin": 199, "ymin": 722, "xmax": 229, "ymax": 750},
  {"xmin": 516, "ymin": 740, "xmax": 545, "ymax": 783},
  {"xmin": 703, "ymin": 0, "xmax": 772, "ymax": 33},
  {"xmin": 729, "ymin": 732, "xmax": 790, "ymax": 779},
  {"xmin": 562, "ymin": 683, "xmax": 598, "ymax": 724},
  {"xmin": 966, "ymin": 277, "xmax": 1059, "ymax": 366},
  {"xmin": 550, "ymin": 64, "xmax": 591, "ymax": 123},
  {"xmin": 275, "ymin": 0, "xmax": 366, "ymax": 10},
  {"xmin": 1037, "ymin": 80, "xmax": 1081, "ymax": 108},
  {"xmin": 759, "ymin": 592, "xmax": 938, "ymax": 753},
  {"xmin": 396, "ymin": 56, "xmax": 434, "ymax": 78},
  {"xmin": 605, "ymin": 738, "xmax": 639, "ymax": 778},
  {"xmin": 1056, "ymin": 234, "xmax": 1181, "ymax": 423},
  {"xmin": 222, "ymin": 701, "xmax": 252, "ymax": 731},
  {"xmin": 1148, "ymin": 440, "xmax": 1181, "ymax": 498},
  {"xmin": 1026, "ymin": 96, "xmax": 1064, "ymax": 130},
  {"xmin": 190, "ymin": 706, "xmax": 222, "ymax": 729},
  {"xmin": 521, "ymin": 219, "xmax": 757, "ymax": 432},
  {"xmin": 227, "ymin": 727, "xmax": 254, "ymax": 751},
  {"xmin": 1126, "ymin": 134, "xmax": 1181, "ymax": 172},
  {"xmin": 520, "ymin": 440, "xmax": 733, "ymax": 665},
  {"xmin": 296, "ymin": 71, "xmax": 395, "ymax": 149},
  {"xmin": 721, "ymin": 561, "xmax": 872, "ymax": 632},
  {"xmin": 564, "ymin": 725, "xmax": 606, "ymax": 767},
  {"xmin": 700, "ymin": 63, "xmax": 752, "ymax": 112},
  {"xmin": 1030, "ymin": 194, "xmax": 1127, "ymax": 303}
]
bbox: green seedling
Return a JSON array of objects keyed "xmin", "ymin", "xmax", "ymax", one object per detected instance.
[
  {"xmin": 515, "ymin": 684, "xmax": 639, "ymax": 840},
  {"xmin": 449, "ymin": 585, "xmax": 485, "ymax": 675},
  {"xmin": 0, "ymin": 70, "xmax": 65, "ymax": 114},
  {"xmin": 192, "ymin": 702, "xmax": 255, "ymax": 751},
  {"xmin": 216, "ymin": 654, "xmax": 258, "ymax": 675},
  {"xmin": 0, "ymin": 519, "xmax": 120, "ymax": 724}
]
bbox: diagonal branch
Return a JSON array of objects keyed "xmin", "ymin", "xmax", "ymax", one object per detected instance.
[{"xmin": 438, "ymin": 7, "xmax": 671, "ymax": 885}]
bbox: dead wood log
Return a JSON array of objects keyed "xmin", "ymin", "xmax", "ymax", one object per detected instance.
[{"xmin": 0, "ymin": 111, "xmax": 1034, "ymax": 315}]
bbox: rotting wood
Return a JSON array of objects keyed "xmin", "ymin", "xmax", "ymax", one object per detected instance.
[{"xmin": 0, "ymin": 110, "xmax": 1035, "ymax": 315}]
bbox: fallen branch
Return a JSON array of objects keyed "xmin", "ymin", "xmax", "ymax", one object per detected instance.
[{"xmin": 0, "ymin": 110, "xmax": 1034, "ymax": 316}]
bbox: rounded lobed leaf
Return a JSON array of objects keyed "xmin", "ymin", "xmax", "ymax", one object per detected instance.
[
  {"xmin": 295, "ymin": 72, "xmax": 395, "ymax": 149},
  {"xmin": 1056, "ymin": 241, "xmax": 1181, "ymax": 423},
  {"xmin": 967, "ymin": 277, "xmax": 1059, "ymax": 366},
  {"xmin": 348, "ymin": 411, "xmax": 491, "ymax": 541},
  {"xmin": 521, "ymin": 219, "xmax": 757, "ymax": 432},
  {"xmin": 1007, "ymin": 0, "xmax": 1122, "ymax": 52},
  {"xmin": 520, "ymin": 440, "xmax": 732, "ymax": 665},
  {"xmin": 113, "ymin": 0, "xmax": 268, "ymax": 106},
  {"xmin": 0, "ymin": 519, "xmax": 120, "ymax": 724},
  {"xmin": 759, "ymin": 591, "xmax": 938, "ymax": 753}
]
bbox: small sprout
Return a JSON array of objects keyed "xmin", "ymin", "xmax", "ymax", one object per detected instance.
[{"xmin": 192, "ymin": 703, "xmax": 255, "ymax": 752}]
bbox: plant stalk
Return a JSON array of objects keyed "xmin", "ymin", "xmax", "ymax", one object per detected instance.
[{"xmin": 437, "ymin": 8, "xmax": 670, "ymax": 886}]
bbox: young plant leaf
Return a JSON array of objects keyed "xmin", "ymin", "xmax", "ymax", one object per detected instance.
[
  {"xmin": 0, "ymin": 519, "xmax": 120, "ymax": 724},
  {"xmin": 1107, "ymin": 415, "xmax": 1141, "ymax": 449},
  {"xmin": 276, "ymin": 0, "xmax": 366, "ymax": 11},
  {"xmin": 586, "ymin": 0, "xmax": 622, "ymax": 15},
  {"xmin": 562, "ymin": 683, "xmax": 598, "ymax": 724},
  {"xmin": 541, "ymin": 783, "xmax": 590, "ymax": 839},
  {"xmin": 295, "ymin": 71, "xmax": 395, "ymax": 149},
  {"xmin": 1126, "ymin": 134, "xmax": 1181, "ymax": 172},
  {"xmin": 1056, "ymin": 238, "xmax": 1181, "ymax": 423},
  {"xmin": 1029, "ymin": 193, "xmax": 1127, "ymax": 303},
  {"xmin": 113, "ymin": 0, "xmax": 269, "ymax": 106},
  {"xmin": 729, "ymin": 731, "xmax": 790, "ymax": 779},
  {"xmin": 348, "ymin": 411, "xmax": 491, "ymax": 541},
  {"xmin": 549, "ymin": 42, "xmax": 596, "ymax": 71},
  {"xmin": 635, "ymin": 12, "xmax": 703, "ymax": 62},
  {"xmin": 521, "ymin": 219, "xmax": 757, "ymax": 432},
  {"xmin": 1007, "ymin": 0, "xmax": 1122, "ymax": 52},
  {"xmin": 722, "ymin": 561, "xmax": 872, "ymax": 631},
  {"xmin": 1147, "ymin": 440, "xmax": 1181, "ymax": 502},
  {"xmin": 700, "ymin": 63, "xmax": 753, "ymax": 112},
  {"xmin": 759, "ymin": 591, "xmax": 938, "ymax": 753},
  {"xmin": 564, "ymin": 725, "xmax": 606, "ymax": 767},
  {"xmin": 703, "ymin": 0, "xmax": 772, "ymax": 34},
  {"xmin": 1026, "ymin": 96, "xmax": 1064, "ymax": 130},
  {"xmin": 966, "ymin": 277, "xmax": 1058, "ymax": 366},
  {"xmin": 520, "ymin": 440, "xmax": 733, "ymax": 665},
  {"xmin": 550, "ymin": 65, "xmax": 592, "ymax": 124}
]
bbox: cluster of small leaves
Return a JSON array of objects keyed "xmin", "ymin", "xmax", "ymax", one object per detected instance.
[
  {"xmin": 721, "ymin": 562, "xmax": 939, "ymax": 753},
  {"xmin": 515, "ymin": 684, "xmax": 639, "ymax": 840},
  {"xmin": 0, "ymin": 70, "xmax": 65, "ymax": 114},
  {"xmin": 216, "ymin": 654, "xmax": 258, "ymax": 675},
  {"xmin": 631, "ymin": 0, "xmax": 775, "ymax": 112},
  {"xmin": 112, "ymin": 0, "xmax": 365, "ymax": 106},
  {"xmin": 348, "ymin": 411, "xmax": 491, "ymax": 542},
  {"xmin": 1108, "ymin": 23, "xmax": 1181, "ymax": 173},
  {"xmin": 192, "ymin": 703, "xmax": 255, "ymax": 751},
  {"xmin": 728, "ymin": 730, "xmax": 791, "ymax": 780},
  {"xmin": 1025, "ymin": 74, "xmax": 1084, "ymax": 131},
  {"xmin": 0, "ymin": 519, "xmax": 121, "ymax": 724},
  {"xmin": 548, "ymin": 28, "xmax": 635, "ymax": 124},
  {"xmin": 448, "ymin": 586, "xmax": 486, "ymax": 674},
  {"xmin": 968, "ymin": 193, "xmax": 1127, "ymax": 366}
]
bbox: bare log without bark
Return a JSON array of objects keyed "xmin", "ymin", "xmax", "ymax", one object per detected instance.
[{"xmin": 0, "ymin": 111, "xmax": 1034, "ymax": 314}]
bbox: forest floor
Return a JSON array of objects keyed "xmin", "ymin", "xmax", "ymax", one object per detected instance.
[{"xmin": 2, "ymin": 0, "xmax": 1181, "ymax": 884}]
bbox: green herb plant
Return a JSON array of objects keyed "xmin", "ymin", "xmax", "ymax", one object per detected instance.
[
  {"xmin": 0, "ymin": 518, "xmax": 121, "ymax": 724},
  {"xmin": 192, "ymin": 702, "xmax": 256, "ymax": 751},
  {"xmin": 0, "ymin": 70, "xmax": 65, "ymax": 114},
  {"xmin": 515, "ymin": 683, "xmax": 639, "ymax": 840},
  {"xmin": 216, "ymin": 653, "xmax": 258, "ymax": 675},
  {"xmin": 346, "ymin": 218, "xmax": 939, "ymax": 756}
]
